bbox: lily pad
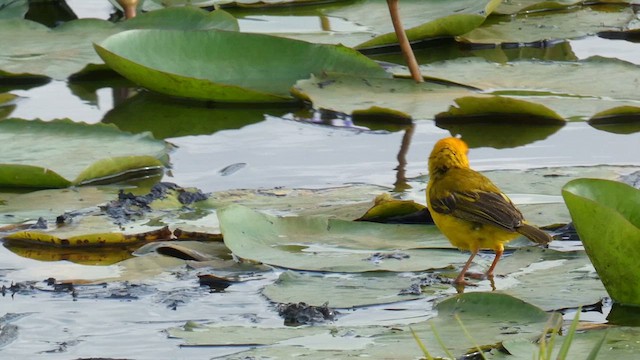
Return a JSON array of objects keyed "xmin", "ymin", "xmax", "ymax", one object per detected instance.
[
  {"xmin": 217, "ymin": 204, "xmax": 467, "ymax": 272},
  {"xmin": 589, "ymin": 106, "xmax": 640, "ymax": 134},
  {"xmin": 411, "ymin": 56, "xmax": 640, "ymax": 121},
  {"xmin": 496, "ymin": 248, "xmax": 606, "ymax": 311},
  {"xmin": 494, "ymin": 326, "xmax": 640, "ymax": 360},
  {"xmin": 355, "ymin": 193, "xmax": 431, "ymax": 224},
  {"xmin": 460, "ymin": 4, "xmax": 635, "ymax": 45},
  {"xmin": 355, "ymin": 0, "xmax": 501, "ymax": 49},
  {"xmin": 0, "ymin": 186, "xmax": 118, "ymax": 225},
  {"xmin": 435, "ymin": 96, "xmax": 565, "ymax": 148},
  {"xmin": 0, "ymin": 118, "xmax": 169, "ymax": 188},
  {"xmin": 95, "ymin": 28, "xmax": 388, "ymax": 102},
  {"xmin": 176, "ymin": 292, "xmax": 558, "ymax": 358},
  {"xmin": 0, "ymin": 7, "xmax": 238, "ymax": 80},
  {"xmin": 3, "ymin": 242, "xmax": 137, "ymax": 265},
  {"xmin": 562, "ymin": 178, "xmax": 640, "ymax": 306},
  {"xmin": 292, "ymin": 73, "xmax": 475, "ymax": 121},
  {"xmin": 0, "ymin": 0, "xmax": 27, "ymax": 19},
  {"xmin": 493, "ymin": 0, "xmax": 583, "ymax": 15},
  {"xmin": 262, "ymin": 271, "xmax": 426, "ymax": 308},
  {"xmin": 436, "ymin": 95, "xmax": 564, "ymax": 122}
]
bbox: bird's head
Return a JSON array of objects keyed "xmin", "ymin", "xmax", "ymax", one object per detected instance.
[{"xmin": 428, "ymin": 137, "xmax": 470, "ymax": 175}]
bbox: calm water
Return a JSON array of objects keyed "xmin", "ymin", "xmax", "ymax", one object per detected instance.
[{"xmin": 2, "ymin": 2, "xmax": 640, "ymax": 359}]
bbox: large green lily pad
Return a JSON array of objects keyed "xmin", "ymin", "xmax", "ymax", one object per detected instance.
[
  {"xmin": 562, "ymin": 178, "xmax": 640, "ymax": 306},
  {"xmin": 0, "ymin": 118, "xmax": 169, "ymax": 188},
  {"xmin": 95, "ymin": 28, "xmax": 388, "ymax": 102},
  {"xmin": 217, "ymin": 204, "xmax": 469, "ymax": 272},
  {"xmin": 0, "ymin": 7, "xmax": 238, "ymax": 80}
]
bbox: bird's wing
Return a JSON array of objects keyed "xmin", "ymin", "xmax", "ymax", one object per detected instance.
[{"xmin": 430, "ymin": 190, "xmax": 524, "ymax": 232}]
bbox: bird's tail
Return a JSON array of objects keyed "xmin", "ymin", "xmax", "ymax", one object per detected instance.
[{"xmin": 517, "ymin": 223, "xmax": 552, "ymax": 244}]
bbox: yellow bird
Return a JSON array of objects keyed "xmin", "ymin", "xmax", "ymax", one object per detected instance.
[{"xmin": 426, "ymin": 137, "xmax": 551, "ymax": 286}]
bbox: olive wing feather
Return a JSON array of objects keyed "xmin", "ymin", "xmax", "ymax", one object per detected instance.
[{"xmin": 430, "ymin": 190, "xmax": 524, "ymax": 232}]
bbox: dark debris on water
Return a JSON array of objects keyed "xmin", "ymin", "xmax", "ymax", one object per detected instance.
[
  {"xmin": 101, "ymin": 182, "xmax": 209, "ymax": 225},
  {"xmin": 399, "ymin": 274, "xmax": 454, "ymax": 295},
  {"xmin": 277, "ymin": 302, "xmax": 337, "ymax": 326},
  {"xmin": 363, "ymin": 252, "xmax": 410, "ymax": 264}
]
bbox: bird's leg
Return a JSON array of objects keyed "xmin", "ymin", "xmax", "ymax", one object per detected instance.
[
  {"xmin": 485, "ymin": 246, "xmax": 504, "ymax": 278},
  {"xmin": 454, "ymin": 249, "xmax": 479, "ymax": 286}
]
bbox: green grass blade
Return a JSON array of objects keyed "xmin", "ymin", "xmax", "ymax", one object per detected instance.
[
  {"xmin": 430, "ymin": 321, "xmax": 455, "ymax": 359},
  {"xmin": 410, "ymin": 326, "xmax": 434, "ymax": 360},
  {"xmin": 556, "ymin": 309, "xmax": 581, "ymax": 360},
  {"xmin": 455, "ymin": 313, "xmax": 487, "ymax": 360},
  {"xmin": 585, "ymin": 330, "xmax": 608, "ymax": 360}
]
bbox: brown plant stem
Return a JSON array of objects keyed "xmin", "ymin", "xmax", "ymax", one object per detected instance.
[
  {"xmin": 117, "ymin": 0, "xmax": 139, "ymax": 19},
  {"xmin": 386, "ymin": 0, "xmax": 423, "ymax": 83}
]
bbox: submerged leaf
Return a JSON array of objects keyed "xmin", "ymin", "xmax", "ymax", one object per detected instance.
[{"xmin": 562, "ymin": 178, "xmax": 640, "ymax": 306}]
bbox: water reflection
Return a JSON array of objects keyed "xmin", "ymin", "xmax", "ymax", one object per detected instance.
[
  {"xmin": 3, "ymin": 242, "xmax": 135, "ymax": 265},
  {"xmin": 102, "ymin": 91, "xmax": 294, "ymax": 139},
  {"xmin": 436, "ymin": 117, "xmax": 565, "ymax": 149},
  {"xmin": 368, "ymin": 39, "xmax": 578, "ymax": 65}
]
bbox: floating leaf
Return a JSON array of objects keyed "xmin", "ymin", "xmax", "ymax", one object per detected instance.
[
  {"xmin": 496, "ymin": 326, "xmax": 640, "ymax": 360},
  {"xmin": 355, "ymin": 0, "xmax": 501, "ymax": 49},
  {"xmin": 292, "ymin": 73, "xmax": 474, "ymax": 120},
  {"xmin": 0, "ymin": 8, "xmax": 238, "ymax": 79},
  {"xmin": 262, "ymin": 271, "xmax": 426, "ymax": 308},
  {"xmin": 562, "ymin": 178, "xmax": 640, "ymax": 306},
  {"xmin": 0, "ymin": 187, "xmax": 118, "ymax": 225},
  {"xmin": 460, "ymin": 4, "xmax": 635, "ymax": 45},
  {"xmin": 355, "ymin": 193, "xmax": 431, "ymax": 224},
  {"xmin": 3, "ymin": 242, "xmax": 136, "ymax": 265},
  {"xmin": 95, "ymin": 29, "xmax": 388, "ymax": 102},
  {"xmin": 217, "ymin": 204, "xmax": 465, "ymax": 272},
  {"xmin": 435, "ymin": 96, "xmax": 565, "ymax": 148},
  {"xmin": 0, "ymin": 118, "xmax": 168, "ymax": 188},
  {"xmin": 494, "ymin": 0, "xmax": 582, "ymax": 15},
  {"xmin": 186, "ymin": 292, "xmax": 557, "ymax": 358},
  {"xmin": 589, "ymin": 106, "xmax": 640, "ymax": 134},
  {"xmin": 4, "ymin": 226, "xmax": 172, "ymax": 248},
  {"xmin": 436, "ymin": 96, "xmax": 565, "ymax": 122},
  {"xmin": 0, "ymin": 0, "xmax": 27, "ymax": 19},
  {"xmin": 495, "ymin": 247, "xmax": 606, "ymax": 311}
]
